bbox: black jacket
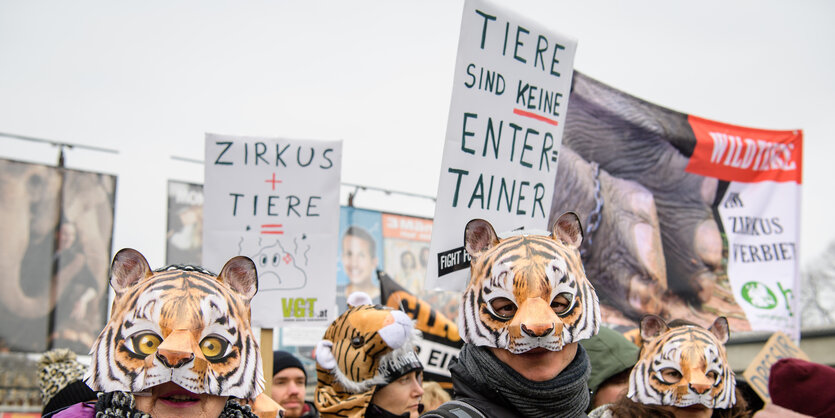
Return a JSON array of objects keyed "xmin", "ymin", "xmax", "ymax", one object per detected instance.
[
  {"xmin": 364, "ymin": 404, "xmax": 411, "ymax": 418},
  {"xmin": 422, "ymin": 360, "xmax": 519, "ymax": 418}
]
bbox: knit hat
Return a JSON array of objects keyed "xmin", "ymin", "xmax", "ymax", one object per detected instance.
[
  {"xmin": 38, "ymin": 348, "xmax": 97, "ymax": 415},
  {"xmin": 580, "ymin": 326, "xmax": 639, "ymax": 393},
  {"xmin": 769, "ymin": 358, "xmax": 835, "ymax": 417},
  {"xmin": 273, "ymin": 350, "xmax": 307, "ymax": 383}
]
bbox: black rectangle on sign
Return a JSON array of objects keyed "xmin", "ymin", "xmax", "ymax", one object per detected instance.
[{"xmin": 436, "ymin": 246, "xmax": 471, "ymax": 276}]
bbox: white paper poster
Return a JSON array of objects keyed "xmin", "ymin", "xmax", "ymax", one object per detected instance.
[
  {"xmin": 427, "ymin": 0, "xmax": 577, "ymax": 291},
  {"xmin": 203, "ymin": 133, "xmax": 342, "ymax": 328}
]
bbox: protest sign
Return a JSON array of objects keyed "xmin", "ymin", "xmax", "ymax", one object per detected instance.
[
  {"xmin": 689, "ymin": 116, "xmax": 802, "ymax": 337},
  {"xmin": 203, "ymin": 133, "xmax": 342, "ymax": 328},
  {"xmin": 742, "ymin": 331, "xmax": 808, "ymax": 403},
  {"xmin": 427, "ymin": 0, "xmax": 577, "ymax": 291}
]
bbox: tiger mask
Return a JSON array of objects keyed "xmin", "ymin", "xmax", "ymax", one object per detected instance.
[
  {"xmin": 460, "ymin": 212, "xmax": 601, "ymax": 354},
  {"xmin": 84, "ymin": 248, "xmax": 264, "ymax": 399},
  {"xmin": 314, "ymin": 292, "xmax": 422, "ymax": 418},
  {"xmin": 628, "ymin": 315, "xmax": 736, "ymax": 409}
]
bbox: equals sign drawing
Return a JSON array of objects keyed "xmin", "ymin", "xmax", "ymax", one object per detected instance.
[{"xmin": 261, "ymin": 224, "xmax": 284, "ymax": 235}]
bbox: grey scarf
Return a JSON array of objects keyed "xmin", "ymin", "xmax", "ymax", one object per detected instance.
[{"xmin": 454, "ymin": 343, "xmax": 591, "ymax": 418}]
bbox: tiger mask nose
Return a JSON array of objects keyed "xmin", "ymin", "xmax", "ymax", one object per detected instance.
[
  {"xmin": 513, "ymin": 297, "xmax": 559, "ymax": 338},
  {"xmin": 150, "ymin": 329, "xmax": 206, "ymax": 370},
  {"xmin": 521, "ymin": 323, "xmax": 554, "ymax": 338}
]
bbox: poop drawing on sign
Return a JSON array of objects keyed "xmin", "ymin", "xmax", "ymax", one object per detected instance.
[{"xmin": 238, "ymin": 234, "xmax": 310, "ymax": 291}]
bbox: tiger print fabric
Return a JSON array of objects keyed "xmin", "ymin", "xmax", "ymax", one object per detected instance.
[
  {"xmin": 84, "ymin": 248, "xmax": 264, "ymax": 399},
  {"xmin": 459, "ymin": 212, "xmax": 601, "ymax": 353},
  {"xmin": 628, "ymin": 315, "xmax": 736, "ymax": 409},
  {"xmin": 314, "ymin": 295, "xmax": 421, "ymax": 418}
]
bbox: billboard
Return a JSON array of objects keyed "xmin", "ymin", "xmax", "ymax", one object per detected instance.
[{"xmin": 0, "ymin": 158, "xmax": 116, "ymax": 353}]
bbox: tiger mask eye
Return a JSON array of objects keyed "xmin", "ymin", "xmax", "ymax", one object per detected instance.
[
  {"xmin": 200, "ymin": 336, "xmax": 230, "ymax": 361},
  {"xmin": 488, "ymin": 297, "xmax": 517, "ymax": 320},
  {"xmin": 129, "ymin": 332, "xmax": 162, "ymax": 357}
]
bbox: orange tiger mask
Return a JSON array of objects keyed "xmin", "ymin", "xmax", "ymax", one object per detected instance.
[
  {"xmin": 84, "ymin": 248, "xmax": 264, "ymax": 399},
  {"xmin": 314, "ymin": 293, "xmax": 422, "ymax": 418},
  {"xmin": 628, "ymin": 315, "xmax": 736, "ymax": 409},
  {"xmin": 459, "ymin": 212, "xmax": 601, "ymax": 353}
]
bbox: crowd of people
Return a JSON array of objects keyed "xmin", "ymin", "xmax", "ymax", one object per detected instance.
[{"xmin": 32, "ymin": 219, "xmax": 835, "ymax": 417}]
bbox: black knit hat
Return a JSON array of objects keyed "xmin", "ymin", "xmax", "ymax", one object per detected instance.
[
  {"xmin": 38, "ymin": 349, "xmax": 97, "ymax": 415},
  {"xmin": 273, "ymin": 350, "xmax": 307, "ymax": 383}
]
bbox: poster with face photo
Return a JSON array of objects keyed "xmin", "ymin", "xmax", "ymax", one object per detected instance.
[
  {"xmin": 381, "ymin": 213, "xmax": 432, "ymax": 295},
  {"xmin": 336, "ymin": 207, "xmax": 384, "ymax": 312}
]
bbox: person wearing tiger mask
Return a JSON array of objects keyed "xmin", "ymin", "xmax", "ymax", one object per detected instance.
[
  {"xmin": 314, "ymin": 292, "xmax": 425, "ymax": 418},
  {"xmin": 48, "ymin": 248, "xmax": 277, "ymax": 418},
  {"xmin": 589, "ymin": 315, "xmax": 748, "ymax": 418},
  {"xmin": 423, "ymin": 212, "xmax": 602, "ymax": 418}
]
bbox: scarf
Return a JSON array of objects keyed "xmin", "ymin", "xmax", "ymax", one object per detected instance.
[
  {"xmin": 93, "ymin": 391, "xmax": 258, "ymax": 418},
  {"xmin": 454, "ymin": 343, "xmax": 591, "ymax": 418}
]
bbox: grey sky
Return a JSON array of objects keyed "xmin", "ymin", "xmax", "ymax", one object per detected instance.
[{"xmin": 0, "ymin": 0, "xmax": 832, "ymax": 268}]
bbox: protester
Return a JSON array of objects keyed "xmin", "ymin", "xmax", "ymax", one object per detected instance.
[
  {"xmin": 580, "ymin": 326, "xmax": 639, "ymax": 411},
  {"xmin": 52, "ymin": 248, "xmax": 274, "ymax": 418},
  {"xmin": 754, "ymin": 357, "xmax": 835, "ymax": 417},
  {"xmin": 590, "ymin": 315, "xmax": 747, "ymax": 418},
  {"xmin": 271, "ymin": 350, "xmax": 319, "ymax": 418},
  {"xmin": 38, "ymin": 348, "xmax": 97, "ymax": 416},
  {"xmin": 315, "ymin": 292, "xmax": 424, "ymax": 418},
  {"xmin": 420, "ymin": 381, "xmax": 451, "ymax": 413},
  {"xmin": 423, "ymin": 213, "xmax": 601, "ymax": 417}
]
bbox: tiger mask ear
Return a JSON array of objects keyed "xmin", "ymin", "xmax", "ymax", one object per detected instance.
[
  {"xmin": 551, "ymin": 211, "xmax": 584, "ymax": 249},
  {"xmin": 464, "ymin": 219, "xmax": 499, "ymax": 259},
  {"xmin": 708, "ymin": 316, "xmax": 730, "ymax": 344},
  {"xmin": 639, "ymin": 314, "xmax": 669, "ymax": 342},
  {"xmin": 218, "ymin": 256, "xmax": 258, "ymax": 302},
  {"xmin": 109, "ymin": 248, "xmax": 153, "ymax": 297}
]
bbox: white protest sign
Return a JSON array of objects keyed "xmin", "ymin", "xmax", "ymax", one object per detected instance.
[
  {"xmin": 427, "ymin": 0, "xmax": 577, "ymax": 291},
  {"xmin": 203, "ymin": 133, "xmax": 342, "ymax": 328},
  {"xmin": 686, "ymin": 117, "xmax": 803, "ymax": 339}
]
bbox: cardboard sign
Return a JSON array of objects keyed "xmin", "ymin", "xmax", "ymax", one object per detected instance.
[
  {"xmin": 742, "ymin": 331, "xmax": 809, "ymax": 403},
  {"xmin": 203, "ymin": 133, "xmax": 342, "ymax": 328},
  {"xmin": 427, "ymin": 0, "xmax": 577, "ymax": 291}
]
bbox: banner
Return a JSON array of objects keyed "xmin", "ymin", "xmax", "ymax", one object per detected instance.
[
  {"xmin": 427, "ymin": 0, "xmax": 577, "ymax": 291},
  {"xmin": 203, "ymin": 134, "xmax": 342, "ymax": 328},
  {"xmin": 0, "ymin": 158, "xmax": 116, "ymax": 354},
  {"xmin": 336, "ymin": 207, "xmax": 384, "ymax": 311},
  {"xmin": 550, "ymin": 72, "xmax": 802, "ymax": 337},
  {"xmin": 166, "ymin": 180, "xmax": 204, "ymax": 265}
]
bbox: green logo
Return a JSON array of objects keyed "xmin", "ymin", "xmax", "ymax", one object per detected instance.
[{"xmin": 740, "ymin": 281, "xmax": 778, "ymax": 309}]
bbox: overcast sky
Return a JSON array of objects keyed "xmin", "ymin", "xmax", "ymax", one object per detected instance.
[{"xmin": 0, "ymin": 0, "xmax": 833, "ymax": 268}]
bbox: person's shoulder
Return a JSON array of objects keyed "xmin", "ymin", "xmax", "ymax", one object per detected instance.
[
  {"xmin": 421, "ymin": 399, "xmax": 487, "ymax": 418},
  {"xmin": 45, "ymin": 401, "xmax": 96, "ymax": 418}
]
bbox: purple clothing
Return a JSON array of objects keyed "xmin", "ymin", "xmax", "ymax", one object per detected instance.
[{"xmin": 49, "ymin": 401, "xmax": 96, "ymax": 418}]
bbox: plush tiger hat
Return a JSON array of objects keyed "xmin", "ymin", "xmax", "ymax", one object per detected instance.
[
  {"xmin": 314, "ymin": 293, "xmax": 422, "ymax": 418},
  {"xmin": 84, "ymin": 248, "xmax": 264, "ymax": 399},
  {"xmin": 459, "ymin": 212, "xmax": 601, "ymax": 353},
  {"xmin": 628, "ymin": 315, "xmax": 736, "ymax": 409}
]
